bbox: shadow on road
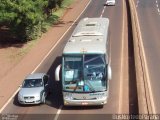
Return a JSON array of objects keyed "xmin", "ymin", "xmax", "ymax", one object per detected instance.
[
  {"xmin": 62, "ymin": 105, "xmax": 103, "ymax": 110},
  {"xmin": 46, "ymin": 56, "xmax": 63, "ymax": 109},
  {"xmin": 126, "ymin": 0, "xmax": 139, "ymax": 116}
]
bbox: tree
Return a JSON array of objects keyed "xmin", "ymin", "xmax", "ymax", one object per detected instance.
[
  {"xmin": 0, "ymin": 0, "xmax": 48, "ymax": 41},
  {"xmin": 0, "ymin": 0, "xmax": 64, "ymax": 42},
  {"xmin": 57, "ymin": 0, "xmax": 63, "ymax": 7}
]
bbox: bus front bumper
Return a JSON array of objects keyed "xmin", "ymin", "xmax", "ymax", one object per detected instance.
[{"xmin": 63, "ymin": 99, "xmax": 107, "ymax": 106}]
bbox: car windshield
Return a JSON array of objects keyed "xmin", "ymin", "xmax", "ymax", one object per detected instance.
[
  {"xmin": 22, "ymin": 79, "xmax": 43, "ymax": 88},
  {"xmin": 63, "ymin": 54, "xmax": 107, "ymax": 92}
]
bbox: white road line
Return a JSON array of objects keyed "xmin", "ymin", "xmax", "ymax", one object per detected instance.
[
  {"xmin": 132, "ymin": 0, "xmax": 156, "ymax": 114},
  {"xmin": 53, "ymin": 105, "xmax": 63, "ymax": 120},
  {"xmin": 100, "ymin": 0, "xmax": 107, "ymax": 17},
  {"xmin": 0, "ymin": 0, "xmax": 92, "ymax": 114},
  {"xmin": 101, "ymin": 8, "xmax": 106, "ymax": 18},
  {"xmin": 156, "ymin": 0, "xmax": 158, "ymax": 8},
  {"xmin": 0, "ymin": 88, "xmax": 20, "ymax": 113},
  {"xmin": 136, "ymin": 1, "xmax": 139, "ymax": 8},
  {"xmin": 53, "ymin": 1, "xmax": 92, "ymax": 120},
  {"xmin": 118, "ymin": 0, "xmax": 125, "ymax": 113},
  {"xmin": 156, "ymin": 4, "xmax": 159, "ymax": 8},
  {"xmin": 155, "ymin": 0, "xmax": 160, "ymax": 15}
]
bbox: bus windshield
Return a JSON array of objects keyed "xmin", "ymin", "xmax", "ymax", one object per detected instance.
[{"xmin": 63, "ymin": 54, "xmax": 107, "ymax": 92}]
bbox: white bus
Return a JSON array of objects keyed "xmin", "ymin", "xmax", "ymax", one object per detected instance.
[{"xmin": 55, "ymin": 17, "xmax": 112, "ymax": 106}]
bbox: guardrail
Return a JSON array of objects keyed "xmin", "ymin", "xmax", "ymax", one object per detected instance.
[{"xmin": 128, "ymin": 0, "xmax": 153, "ymax": 115}]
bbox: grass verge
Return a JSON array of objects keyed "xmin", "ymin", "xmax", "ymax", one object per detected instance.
[{"xmin": 42, "ymin": 0, "xmax": 74, "ymax": 32}]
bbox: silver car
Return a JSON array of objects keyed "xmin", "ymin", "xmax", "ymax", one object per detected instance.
[
  {"xmin": 105, "ymin": 0, "xmax": 116, "ymax": 6},
  {"xmin": 18, "ymin": 73, "xmax": 49, "ymax": 104}
]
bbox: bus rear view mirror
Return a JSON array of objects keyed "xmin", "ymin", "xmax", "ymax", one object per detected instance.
[
  {"xmin": 108, "ymin": 65, "xmax": 112, "ymax": 80},
  {"xmin": 55, "ymin": 64, "xmax": 61, "ymax": 81}
]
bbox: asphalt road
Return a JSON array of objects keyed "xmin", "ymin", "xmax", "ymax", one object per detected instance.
[
  {"xmin": 134, "ymin": 0, "xmax": 160, "ymax": 114},
  {"xmin": 1, "ymin": 0, "xmax": 129, "ymax": 120}
]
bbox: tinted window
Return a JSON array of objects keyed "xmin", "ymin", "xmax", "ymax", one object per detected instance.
[{"xmin": 22, "ymin": 79, "xmax": 43, "ymax": 88}]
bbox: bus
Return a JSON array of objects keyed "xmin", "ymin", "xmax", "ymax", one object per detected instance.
[{"xmin": 55, "ymin": 17, "xmax": 112, "ymax": 106}]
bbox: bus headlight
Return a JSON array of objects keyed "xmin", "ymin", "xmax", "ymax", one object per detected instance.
[
  {"xmin": 97, "ymin": 96, "xmax": 106, "ymax": 100},
  {"xmin": 64, "ymin": 93, "xmax": 72, "ymax": 99}
]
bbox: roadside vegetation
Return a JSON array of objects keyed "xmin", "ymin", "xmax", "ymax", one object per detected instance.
[
  {"xmin": 0, "ymin": 0, "xmax": 74, "ymax": 65},
  {"xmin": 0, "ymin": 0, "xmax": 74, "ymax": 43}
]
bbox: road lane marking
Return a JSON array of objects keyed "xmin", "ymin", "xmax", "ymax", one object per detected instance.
[
  {"xmin": 118, "ymin": 0, "xmax": 125, "ymax": 113},
  {"xmin": 0, "ymin": 0, "xmax": 92, "ymax": 114},
  {"xmin": 0, "ymin": 88, "xmax": 20, "ymax": 113},
  {"xmin": 156, "ymin": 4, "xmax": 159, "ymax": 8},
  {"xmin": 156, "ymin": 0, "xmax": 159, "ymax": 8},
  {"xmin": 100, "ymin": 0, "xmax": 108, "ymax": 17},
  {"xmin": 155, "ymin": 0, "xmax": 160, "ymax": 15},
  {"xmin": 101, "ymin": 8, "xmax": 106, "ymax": 18},
  {"xmin": 54, "ymin": 105, "xmax": 63, "ymax": 120},
  {"xmin": 132, "ymin": 0, "xmax": 156, "ymax": 114},
  {"xmin": 136, "ymin": 0, "xmax": 139, "ymax": 8}
]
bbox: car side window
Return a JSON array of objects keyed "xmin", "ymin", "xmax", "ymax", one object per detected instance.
[{"xmin": 43, "ymin": 75, "xmax": 49, "ymax": 85}]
